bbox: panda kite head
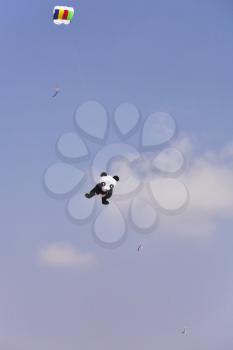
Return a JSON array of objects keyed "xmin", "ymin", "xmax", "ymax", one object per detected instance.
[{"xmin": 100, "ymin": 172, "xmax": 119, "ymax": 192}]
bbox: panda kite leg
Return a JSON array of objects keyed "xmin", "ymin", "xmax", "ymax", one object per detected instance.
[
  {"xmin": 102, "ymin": 198, "xmax": 109, "ymax": 205},
  {"xmin": 102, "ymin": 190, "xmax": 113, "ymax": 205}
]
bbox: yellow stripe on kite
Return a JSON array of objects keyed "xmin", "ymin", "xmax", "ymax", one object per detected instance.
[{"xmin": 58, "ymin": 9, "xmax": 64, "ymax": 20}]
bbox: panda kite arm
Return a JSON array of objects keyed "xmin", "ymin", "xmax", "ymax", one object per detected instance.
[{"xmin": 85, "ymin": 186, "xmax": 98, "ymax": 198}]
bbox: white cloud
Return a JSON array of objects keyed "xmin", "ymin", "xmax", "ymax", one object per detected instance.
[
  {"xmin": 108, "ymin": 136, "xmax": 233, "ymax": 237},
  {"xmin": 173, "ymin": 134, "xmax": 197, "ymax": 158},
  {"xmin": 220, "ymin": 141, "xmax": 233, "ymax": 160},
  {"xmin": 184, "ymin": 158, "xmax": 233, "ymax": 215},
  {"xmin": 37, "ymin": 243, "xmax": 96, "ymax": 269},
  {"xmin": 160, "ymin": 139, "xmax": 233, "ymax": 236}
]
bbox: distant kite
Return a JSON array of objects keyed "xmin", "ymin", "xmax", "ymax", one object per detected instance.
[
  {"xmin": 181, "ymin": 328, "xmax": 187, "ymax": 335},
  {"xmin": 52, "ymin": 87, "xmax": 60, "ymax": 98},
  {"xmin": 137, "ymin": 244, "xmax": 143, "ymax": 252},
  {"xmin": 53, "ymin": 6, "xmax": 74, "ymax": 25}
]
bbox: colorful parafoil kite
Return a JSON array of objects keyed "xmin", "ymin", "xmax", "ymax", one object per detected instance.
[{"xmin": 53, "ymin": 6, "xmax": 74, "ymax": 25}]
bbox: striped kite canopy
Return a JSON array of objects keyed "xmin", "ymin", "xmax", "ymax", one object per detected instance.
[{"xmin": 53, "ymin": 6, "xmax": 74, "ymax": 25}]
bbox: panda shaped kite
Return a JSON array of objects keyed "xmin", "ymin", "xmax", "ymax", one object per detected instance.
[{"xmin": 85, "ymin": 172, "xmax": 120, "ymax": 205}]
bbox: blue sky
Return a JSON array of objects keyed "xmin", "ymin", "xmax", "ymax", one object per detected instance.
[{"xmin": 1, "ymin": 0, "xmax": 233, "ymax": 349}]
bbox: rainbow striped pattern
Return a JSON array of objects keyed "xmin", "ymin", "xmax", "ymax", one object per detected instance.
[{"xmin": 53, "ymin": 6, "xmax": 74, "ymax": 25}]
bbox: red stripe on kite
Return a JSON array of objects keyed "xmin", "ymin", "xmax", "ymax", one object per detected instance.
[{"xmin": 62, "ymin": 9, "xmax": 69, "ymax": 20}]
